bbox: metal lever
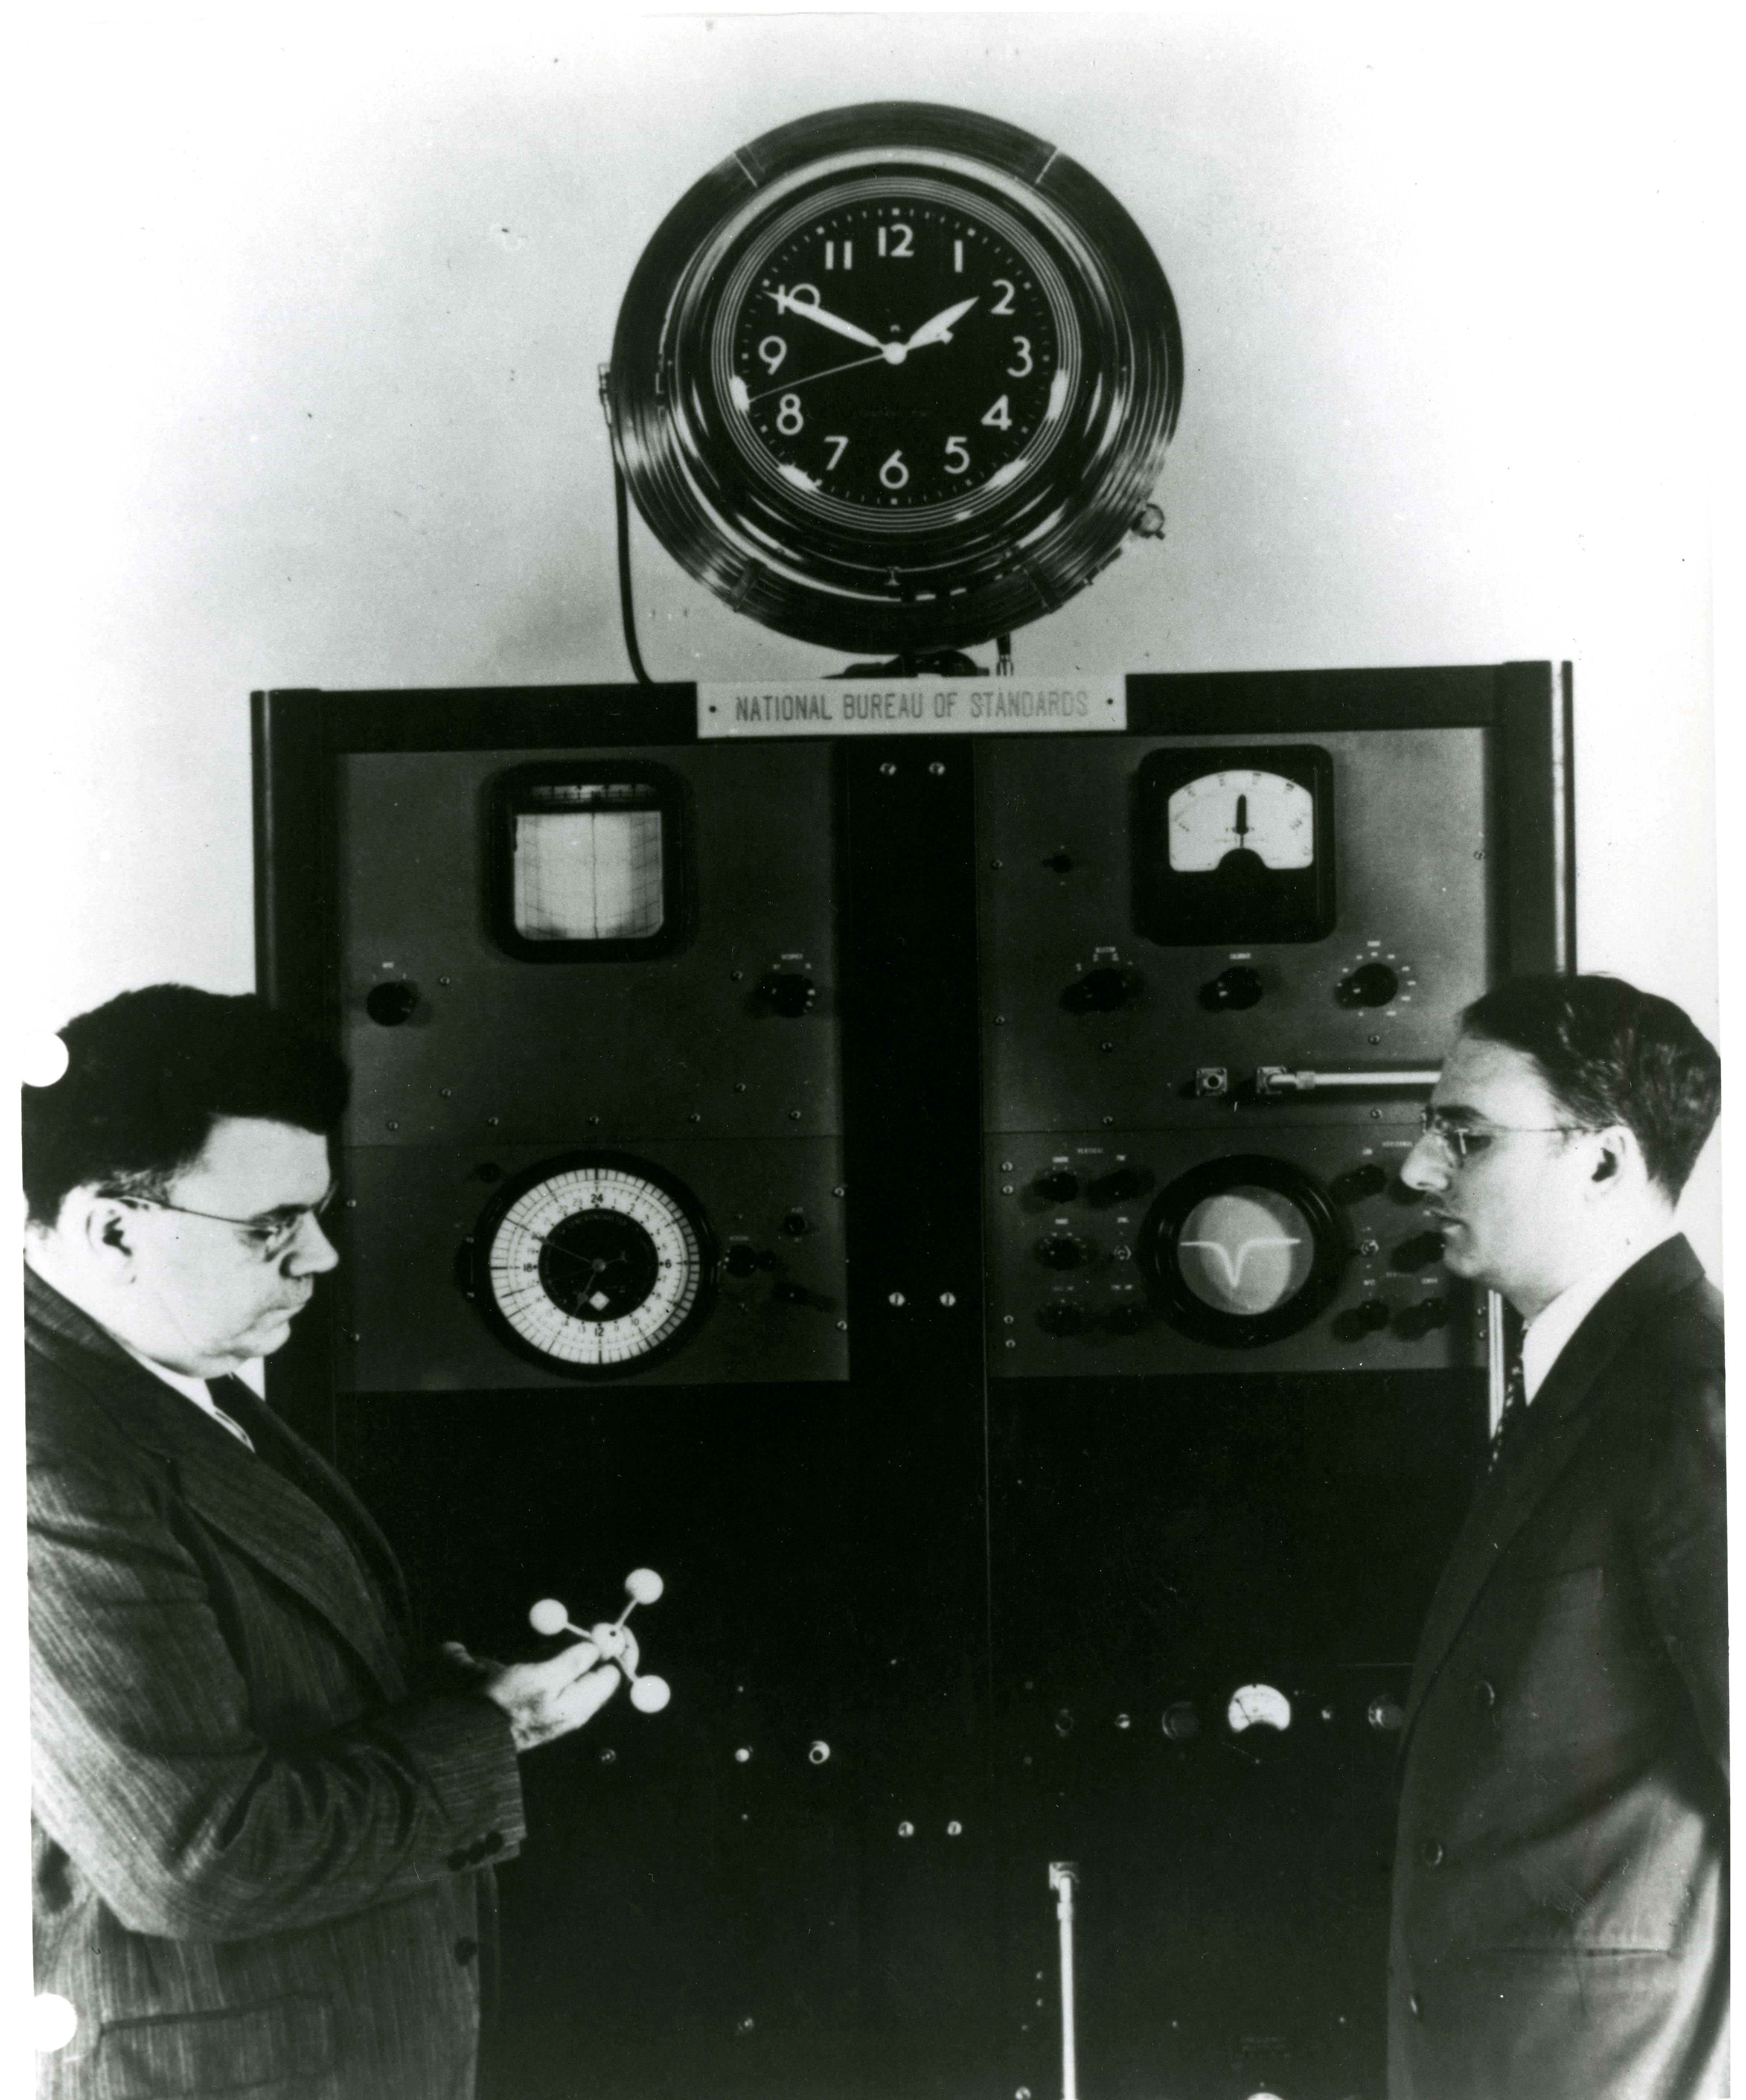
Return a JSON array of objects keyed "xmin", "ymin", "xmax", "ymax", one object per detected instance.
[
  {"xmin": 1254, "ymin": 1065, "xmax": 1440, "ymax": 1097},
  {"xmin": 1049, "ymin": 1862, "xmax": 1080, "ymax": 2100}
]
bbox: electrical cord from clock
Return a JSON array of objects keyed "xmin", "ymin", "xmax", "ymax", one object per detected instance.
[{"xmin": 612, "ymin": 455, "xmax": 655, "ymax": 686}]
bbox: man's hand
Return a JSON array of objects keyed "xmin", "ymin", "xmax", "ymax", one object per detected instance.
[{"xmin": 442, "ymin": 1639, "xmax": 622, "ymax": 1753}]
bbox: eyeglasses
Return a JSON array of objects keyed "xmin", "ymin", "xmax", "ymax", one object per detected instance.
[
  {"xmin": 1416, "ymin": 1106, "xmax": 1585, "ymax": 1165},
  {"xmin": 108, "ymin": 1189, "xmax": 337, "ymax": 1262}
]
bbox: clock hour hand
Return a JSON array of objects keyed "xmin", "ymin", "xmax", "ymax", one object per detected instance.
[
  {"xmin": 770, "ymin": 287, "xmax": 884, "ymax": 351},
  {"xmin": 904, "ymin": 296, "xmax": 979, "ymax": 351}
]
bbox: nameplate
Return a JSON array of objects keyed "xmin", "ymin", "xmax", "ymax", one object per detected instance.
[{"xmin": 697, "ymin": 677, "xmax": 1126, "ymax": 739}]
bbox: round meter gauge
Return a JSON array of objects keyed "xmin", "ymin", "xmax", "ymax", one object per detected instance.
[
  {"xmin": 1135, "ymin": 744, "xmax": 1335, "ymax": 946},
  {"xmin": 1167, "ymin": 768, "xmax": 1314, "ymax": 872},
  {"xmin": 1140, "ymin": 1156, "xmax": 1349, "ymax": 1347},
  {"xmin": 469, "ymin": 1153, "xmax": 715, "ymax": 1378}
]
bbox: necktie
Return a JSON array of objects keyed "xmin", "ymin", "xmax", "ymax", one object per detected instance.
[{"xmin": 1488, "ymin": 1348, "xmax": 1528, "ymax": 1471}]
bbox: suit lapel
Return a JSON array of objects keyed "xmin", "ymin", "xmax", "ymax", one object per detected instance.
[
  {"xmin": 1401, "ymin": 1237, "xmax": 1705, "ymax": 1739},
  {"xmin": 212, "ymin": 1375, "xmax": 413, "ymax": 1631},
  {"xmin": 25, "ymin": 1267, "xmax": 407, "ymax": 1701}
]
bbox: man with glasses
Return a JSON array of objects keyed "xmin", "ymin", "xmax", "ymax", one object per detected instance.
[
  {"xmin": 24, "ymin": 986, "xmax": 622, "ymax": 2100},
  {"xmin": 1388, "ymin": 973, "xmax": 1725, "ymax": 2099}
]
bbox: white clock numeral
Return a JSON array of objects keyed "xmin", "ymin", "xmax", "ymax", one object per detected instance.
[
  {"xmin": 944, "ymin": 435, "xmax": 971, "ymax": 475},
  {"xmin": 879, "ymin": 449, "xmax": 910, "ymax": 490},
  {"xmin": 981, "ymin": 395, "xmax": 1013, "ymax": 431},
  {"xmin": 824, "ymin": 434, "xmax": 849, "ymax": 470},
  {"xmin": 773, "ymin": 283, "xmax": 821, "ymax": 315},
  {"xmin": 953, "ymin": 239, "xmax": 964, "ymax": 274},
  {"xmin": 777, "ymin": 393, "xmax": 804, "ymax": 435},
  {"xmin": 758, "ymin": 335, "xmax": 788, "ymax": 374},
  {"xmin": 824, "ymin": 239, "xmax": 853, "ymax": 270},
  {"xmin": 990, "ymin": 278, "xmax": 1017, "ymax": 315},
  {"xmin": 1006, "ymin": 335, "xmax": 1034, "ymax": 378},
  {"xmin": 877, "ymin": 222, "xmax": 914, "ymax": 259}
]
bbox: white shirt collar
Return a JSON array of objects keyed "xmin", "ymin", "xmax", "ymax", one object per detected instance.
[
  {"xmin": 1519, "ymin": 1223, "xmax": 1679, "ymax": 1403},
  {"xmin": 114, "ymin": 1339, "xmax": 255, "ymax": 1449}
]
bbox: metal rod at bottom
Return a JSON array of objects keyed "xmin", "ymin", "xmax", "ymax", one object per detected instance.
[{"xmin": 1048, "ymin": 1862, "xmax": 1080, "ymax": 2100}]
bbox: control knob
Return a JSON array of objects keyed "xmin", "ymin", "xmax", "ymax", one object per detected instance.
[
  {"xmin": 1062, "ymin": 967, "xmax": 1139, "ymax": 1015},
  {"xmin": 1198, "ymin": 966, "xmax": 1263, "ymax": 1013},
  {"xmin": 1332, "ymin": 1298, "xmax": 1392, "ymax": 1341},
  {"xmin": 1336, "ymin": 963, "xmax": 1400, "ymax": 1009},
  {"xmin": 1035, "ymin": 1169, "xmax": 1080, "ymax": 1203},
  {"xmin": 758, "ymin": 972, "xmax": 820, "ymax": 1017},
  {"xmin": 366, "ymin": 981, "xmax": 419, "ymax": 1027},
  {"xmin": 1331, "ymin": 1163, "xmax": 1389, "ymax": 1204},
  {"xmin": 1395, "ymin": 1297, "xmax": 1451, "ymax": 1340},
  {"xmin": 1392, "ymin": 1231, "xmax": 1447, "ymax": 1273},
  {"xmin": 1036, "ymin": 1234, "xmax": 1088, "ymax": 1271},
  {"xmin": 1037, "ymin": 1302, "xmax": 1089, "ymax": 1338}
]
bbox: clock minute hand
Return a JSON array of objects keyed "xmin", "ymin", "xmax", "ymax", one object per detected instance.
[
  {"xmin": 904, "ymin": 296, "xmax": 980, "ymax": 351},
  {"xmin": 770, "ymin": 287, "xmax": 885, "ymax": 351}
]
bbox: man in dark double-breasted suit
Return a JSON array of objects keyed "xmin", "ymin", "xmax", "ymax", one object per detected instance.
[
  {"xmin": 1389, "ymin": 974, "xmax": 1726, "ymax": 2099},
  {"xmin": 25, "ymin": 987, "xmax": 624, "ymax": 2099}
]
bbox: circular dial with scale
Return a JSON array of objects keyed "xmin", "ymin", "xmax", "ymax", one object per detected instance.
[
  {"xmin": 471, "ymin": 1154, "xmax": 714, "ymax": 1378},
  {"xmin": 607, "ymin": 102, "xmax": 1181, "ymax": 655}
]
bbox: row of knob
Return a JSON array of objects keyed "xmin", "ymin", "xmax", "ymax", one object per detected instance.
[
  {"xmin": 1062, "ymin": 961, "xmax": 1400, "ymax": 1016},
  {"xmin": 1025, "ymin": 1160, "xmax": 1403, "ymax": 1210},
  {"xmin": 366, "ymin": 971, "xmax": 822, "ymax": 1027}
]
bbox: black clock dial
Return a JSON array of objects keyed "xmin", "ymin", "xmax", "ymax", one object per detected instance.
[{"xmin": 720, "ymin": 191, "xmax": 1069, "ymax": 515}]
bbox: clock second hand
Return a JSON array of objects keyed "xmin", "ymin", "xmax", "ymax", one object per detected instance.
[{"xmin": 748, "ymin": 348, "xmax": 889, "ymax": 403}]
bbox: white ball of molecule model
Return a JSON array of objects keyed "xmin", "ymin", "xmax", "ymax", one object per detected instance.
[
  {"xmin": 631, "ymin": 1674, "xmax": 671, "ymax": 1714},
  {"xmin": 626, "ymin": 1568, "xmax": 664, "ymax": 1605},
  {"xmin": 529, "ymin": 1598, "xmax": 570, "ymax": 1637}
]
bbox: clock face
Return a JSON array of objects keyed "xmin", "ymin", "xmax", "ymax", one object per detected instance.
[
  {"xmin": 473, "ymin": 1153, "xmax": 714, "ymax": 1378},
  {"xmin": 607, "ymin": 103, "xmax": 1182, "ymax": 655},
  {"xmin": 715, "ymin": 182, "xmax": 1077, "ymax": 523}
]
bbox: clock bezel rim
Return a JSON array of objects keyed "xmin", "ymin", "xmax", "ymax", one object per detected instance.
[{"xmin": 607, "ymin": 100, "xmax": 1183, "ymax": 655}]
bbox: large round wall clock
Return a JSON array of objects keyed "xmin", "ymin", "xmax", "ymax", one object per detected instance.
[
  {"xmin": 465, "ymin": 1153, "xmax": 716, "ymax": 1379},
  {"xmin": 604, "ymin": 102, "xmax": 1183, "ymax": 658}
]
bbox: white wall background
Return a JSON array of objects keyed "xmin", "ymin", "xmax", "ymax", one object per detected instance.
[{"xmin": 15, "ymin": 9, "xmax": 1722, "ymax": 1254}]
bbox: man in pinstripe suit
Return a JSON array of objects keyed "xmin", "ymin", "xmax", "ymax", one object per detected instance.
[{"xmin": 25, "ymin": 985, "xmax": 622, "ymax": 2100}]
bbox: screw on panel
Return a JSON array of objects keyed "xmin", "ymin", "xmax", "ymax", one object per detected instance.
[
  {"xmin": 939, "ymin": 1292, "xmax": 957, "ymax": 1307},
  {"xmin": 928, "ymin": 761, "xmax": 945, "ymax": 776},
  {"xmin": 734, "ymin": 1747, "xmax": 753, "ymax": 1763},
  {"xmin": 788, "ymin": 1110, "xmax": 802, "ymax": 1121},
  {"xmin": 386, "ymin": 1120, "xmax": 399, "ymax": 1132},
  {"xmin": 888, "ymin": 1291, "xmax": 907, "ymax": 1308},
  {"xmin": 880, "ymin": 762, "xmax": 898, "ymax": 777},
  {"xmin": 598, "ymin": 1748, "xmax": 617, "ymax": 1764},
  {"xmin": 897, "ymin": 1821, "xmax": 915, "ymax": 1838},
  {"xmin": 487, "ymin": 1116, "xmax": 501, "ymax": 1127},
  {"xmin": 946, "ymin": 1820, "xmax": 963, "ymax": 1835},
  {"xmin": 438, "ymin": 976, "xmax": 453, "ymax": 986}
]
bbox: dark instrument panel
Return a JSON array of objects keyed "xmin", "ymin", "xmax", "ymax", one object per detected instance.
[{"xmin": 255, "ymin": 662, "xmax": 1571, "ymax": 2100}]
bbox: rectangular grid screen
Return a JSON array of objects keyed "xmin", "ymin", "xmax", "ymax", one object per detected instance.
[{"xmin": 511, "ymin": 783, "xmax": 665, "ymax": 941}]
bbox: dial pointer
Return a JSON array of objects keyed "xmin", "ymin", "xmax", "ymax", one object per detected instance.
[
  {"xmin": 769, "ymin": 287, "xmax": 884, "ymax": 351},
  {"xmin": 904, "ymin": 296, "xmax": 979, "ymax": 351}
]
